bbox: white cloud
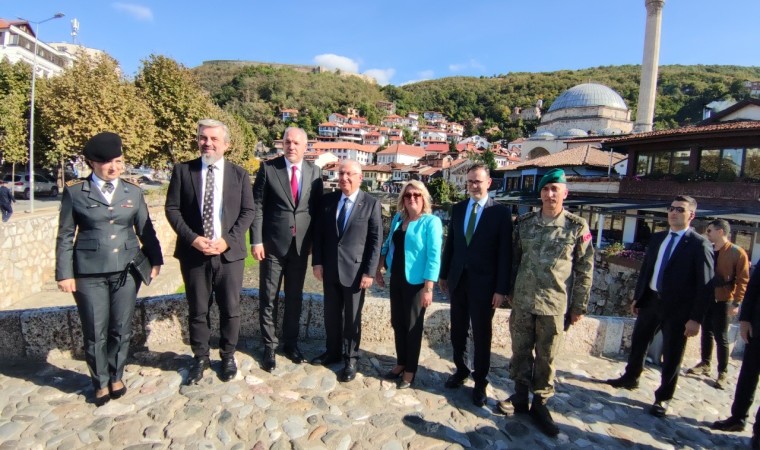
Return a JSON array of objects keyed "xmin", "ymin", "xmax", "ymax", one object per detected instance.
[
  {"xmin": 112, "ymin": 3, "xmax": 154, "ymax": 21},
  {"xmin": 449, "ymin": 59, "xmax": 485, "ymax": 72},
  {"xmin": 363, "ymin": 68, "xmax": 395, "ymax": 86},
  {"xmin": 398, "ymin": 70, "xmax": 434, "ymax": 86},
  {"xmin": 313, "ymin": 54, "xmax": 359, "ymax": 73}
]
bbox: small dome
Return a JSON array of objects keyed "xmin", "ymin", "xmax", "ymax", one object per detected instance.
[
  {"xmin": 531, "ymin": 131, "xmax": 555, "ymax": 140},
  {"xmin": 561, "ymin": 128, "xmax": 588, "ymax": 138},
  {"xmin": 600, "ymin": 127, "xmax": 623, "ymax": 136},
  {"xmin": 547, "ymin": 83, "xmax": 628, "ymax": 112}
]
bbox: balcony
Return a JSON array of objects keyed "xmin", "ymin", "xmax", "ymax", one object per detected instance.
[{"xmin": 620, "ymin": 177, "xmax": 760, "ymax": 207}]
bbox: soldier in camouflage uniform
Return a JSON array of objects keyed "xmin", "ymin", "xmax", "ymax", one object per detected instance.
[{"xmin": 498, "ymin": 168, "xmax": 594, "ymax": 437}]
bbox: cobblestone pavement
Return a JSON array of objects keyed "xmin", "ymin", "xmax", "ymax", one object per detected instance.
[{"xmin": 0, "ymin": 341, "xmax": 754, "ymax": 449}]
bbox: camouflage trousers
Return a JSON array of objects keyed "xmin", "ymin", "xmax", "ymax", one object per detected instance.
[{"xmin": 509, "ymin": 308, "xmax": 564, "ymax": 400}]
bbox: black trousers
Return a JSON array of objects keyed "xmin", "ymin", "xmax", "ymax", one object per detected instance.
[
  {"xmin": 180, "ymin": 256, "xmax": 244, "ymax": 359},
  {"xmin": 259, "ymin": 239, "xmax": 308, "ymax": 350},
  {"xmin": 730, "ymin": 328, "xmax": 760, "ymax": 434},
  {"xmin": 323, "ymin": 279, "xmax": 365, "ymax": 362},
  {"xmin": 74, "ymin": 271, "xmax": 139, "ymax": 390},
  {"xmin": 450, "ymin": 273, "xmax": 495, "ymax": 385},
  {"xmin": 623, "ymin": 290, "xmax": 689, "ymax": 402},
  {"xmin": 390, "ymin": 275, "xmax": 425, "ymax": 373},
  {"xmin": 700, "ymin": 300, "xmax": 730, "ymax": 373}
]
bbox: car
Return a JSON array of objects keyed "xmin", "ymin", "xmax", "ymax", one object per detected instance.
[{"xmin": 1, "ymin": 173, "xmax": 59, "ymax": 199}]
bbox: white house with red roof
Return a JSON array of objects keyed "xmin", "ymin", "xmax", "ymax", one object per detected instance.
[
  {"xmin": 0, "ymin": 19, "xmax": 71, "ymax": 77},
  {"xmin": 381, "ymin": 114, "xmax": 405, "ymax": 128},
  {"xmin": 363, "ymin": 131, "xmax": 386, "ymax": 146},
  {"xmin": 328, "ymin": 113, "xmax": 349, "ymax": 125},
  {"xmin": 312, "ymin": 142, "xmax": 379, "ymax": 165},
  {"xmin": 318, "ymin": 122, "xmax": 340, "ymax": 138},
  {"xmin": 419, "ymin": 127, "xmax": 447, "ymax": 143},
  {"xmin": 376, "ymin": 143, "xmax": 425, "ymax": 165},
  {"xmin": 281, "ymin": 109, "xmax": 299, "ymax": 122}
]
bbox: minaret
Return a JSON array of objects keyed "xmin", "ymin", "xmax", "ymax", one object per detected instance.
[{"xmin": 633, "ymin": 0, "xmax": 665, "ymax": 133}]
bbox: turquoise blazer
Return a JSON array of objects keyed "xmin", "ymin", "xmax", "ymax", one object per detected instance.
[{"xmin": 381, "ymin": 212, "xmax": 443, "ymax": 284}]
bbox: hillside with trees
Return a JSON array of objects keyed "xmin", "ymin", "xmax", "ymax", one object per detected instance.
[{"xmin": 194, "ymin": 62, "xmax": 760, "ymax": 146}]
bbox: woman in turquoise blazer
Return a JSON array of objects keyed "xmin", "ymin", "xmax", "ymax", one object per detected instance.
[{"xmin": 375, "ymin": 180, "xmax": 442, "ymax": 388}]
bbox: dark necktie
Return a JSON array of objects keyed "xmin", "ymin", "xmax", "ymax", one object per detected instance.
[
  {"xmin": 102, "ymin": 182, "xmax": 114, "ymax": 194},
  {"xmin": 202, "ymin": 166, "xmax": 215, "ymax": 239},
  {"xmin": 655, "ymin": 232, "xmax": 678, "ymax": 293},
  {"xmin": 291, "ymin": 165, "xmax": 299, "ymax": 206},
  {"xmin": 465, "ymin": 203, "xmax": 479, "ymax": 245},
  {"xmin": 337, "ymin": 198, "xmax": 349, "ymax": 237}
]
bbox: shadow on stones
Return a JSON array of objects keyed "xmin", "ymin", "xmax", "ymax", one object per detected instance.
[
  {"xmin": 0, "ymin": 358, "xmax": 91, "ymax": 397},
  {"xmin": 401, "ymin": 413, "xmax": 501, "ymax": 447}
]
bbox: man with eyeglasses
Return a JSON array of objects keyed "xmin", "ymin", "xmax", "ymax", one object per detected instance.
[
  {"xmin": 688, "ymin": 219, "xmax": 749, "ymax": 389},
  {"xmin": 605, "ymin": 195, "xmax": 714, "ymax": 418},
  {"xmin": 497, "ymin": 168, "xmax": 594, "ymax": 437},
  {"xmin": 439, "ymin": 164, "xmax": 512, "ymax": 407},
  {"xmin": 311, "ymin": 160, "xmax": 382, "ymax": 382}
]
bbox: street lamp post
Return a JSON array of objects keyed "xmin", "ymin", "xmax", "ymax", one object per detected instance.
[{"xmin": 23, "ymin": 12, "xmax": 64, "ymax": 213}]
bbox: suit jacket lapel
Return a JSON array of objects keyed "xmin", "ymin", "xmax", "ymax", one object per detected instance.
[
  {"xmin": 190, "ymin": 158, "xmax": 203, "ymax": 211},
  {"xmin": 666, "ymin": 230, "xmax": 691, "ymax": 269},
  {"xmin": 297, "ymin": 162, "xmax": 313, "ymax": 211},
  {"xmin": 221, "ymin": 160, "xmax": 237, "ymax": 232},
  {"xmin": 470, "ymin": 198, "xmax": 493, "ymax": 243},
  {"xmin": 274, "ymin": 157, "xmax": 295, "ymax": 209},
  {"xmin": 110, "ymin": 178, "xmax": 130, "ymax": 206},
  {"xmin": 85, "ymin": 177, "xmax": 110, "ymax": 206},
  {"xmin": 341, "ymin": 191, "xmax": 363, "ymax": 237}
]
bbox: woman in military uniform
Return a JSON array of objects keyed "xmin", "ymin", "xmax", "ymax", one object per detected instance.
[{"xmin": 55, "ymin": 132, "xmax": 163, "ymax": 406}]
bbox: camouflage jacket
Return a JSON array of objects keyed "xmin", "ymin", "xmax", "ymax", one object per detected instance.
[{"xmin": 510, "ymin": 210, "xmax": 594, "ymax": 316}]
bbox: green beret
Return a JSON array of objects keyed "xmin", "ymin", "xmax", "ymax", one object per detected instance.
[
  {"xmin": 537, "ymin": 168, "xmax": 566, "ymax": 191},
  {"xmin": 83, "ymin": 132, "xmax": 122, "ymax": 162}
]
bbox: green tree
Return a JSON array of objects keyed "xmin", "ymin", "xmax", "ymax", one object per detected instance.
[
  {"xmin": 402, "ymin": 128, "xmax": 415, "ymax": 144},
  {"xmin": 37, "ymin": 53, "xmax": 156, "ymax": 176},
  {"xmin": 470, "ymin": 149, "xmax": 497, "ymax": 170},
  {"xmin": 0, "ymin": 59, "xmax": 31, "ymax": 169}
]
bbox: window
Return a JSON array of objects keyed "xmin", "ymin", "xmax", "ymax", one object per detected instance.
[
  {"xmin": 745, "ymin": 148, "xmax": 760, "ymax": 179},
  {"xmin": 699, "ymin": 148, "xmax": 750, "ymax": 180},
  {"xmin": 637, "ymin": 150, "xmax": 692, "ymax": 176},
  {"xmin": 636, "ymin": 154, "xmax": 652, "ymax": 176},
  {"xmin": 672, "ymin": 150, "xmax": 691, "ymax": 174},
  {"xmin": 652, "ymin": 152, "xmax": 671, "ymax": 174},
  {"xmin": 522, "ymin": 175, "xmax": 535, "ymax": 191}
]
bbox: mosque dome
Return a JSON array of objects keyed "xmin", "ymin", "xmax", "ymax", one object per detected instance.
[
  {"xmin": 531, "ymin": 131, "xmax": 556, "ymax": 140},
  {"xmin": 547, "ymin": 83, "xmax": 628, "ymax": 112},
  {"xmin": 600, "ymin": 127, "xmax": 624, "ymax": 136},
  {"xmin": 560, "ymin": 128, "xmax": 589, "ymax": 138}
]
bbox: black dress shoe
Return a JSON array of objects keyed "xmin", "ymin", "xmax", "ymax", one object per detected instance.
[
  {"xmin": 220, "ymin": 356, "xmax": 237, "ymax": 382},
  {"xmin": 383, "ymin": 368, "xmax": 404, "ymax": 380},
  {"xmin": 311, "ymin": 352, "xmax": 342, "ymax": 366},
  {"xmin": 711, "ymin": 416, "xmax": 746, "ymax": 432},
  {"xmin": 340, "ymin": 362, "xmax": 357, "ymax": 382},
  {"xmin": 262, "ymin": 348, "xmax": 276, "ymax": 372},
  {"xmin": 283, "ymin": 346, "xmax": 307, "ymax": 364},
  {"xmin": 472, "ymin": 385, "xmax": 487, "ymax": 407},
  {"xmin": 109, "ymin": 382, "xmax": 127, "ymax": 399},
  {"xmin": 530, "ymin": 401, "xmax": 559, "ymax": 437},
  {"xmin": 444, "ymin": 370, "xmax": 470, "ymax": 389},
  {"xmin": 605, "ymin": 376, "xmax": 639, "ymax": 390},
  {"xmin": 186, "ymin": 357, "xmax": 210, "ymax": 385},
  {"xmin": 649, "ymin": 400, "xmax": 669, "ymax": 417},
  {"xmin": 497, "ymin": 394, "xmax": 529, "ymax": 415},
  {"xmin": 93, "ymin": 392, "xmax": 111, "ymax": 407}
]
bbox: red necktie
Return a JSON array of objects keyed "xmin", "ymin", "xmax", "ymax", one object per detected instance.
[{"xmin": 291, "ymin": 165, "xmax": 299, "ymax": 206}]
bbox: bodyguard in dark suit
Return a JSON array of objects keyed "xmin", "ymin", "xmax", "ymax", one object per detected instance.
[
  {"xmin": 439, "ymin": 164, "xmax": 513, "ymax": 406},
  {"xmin": 165, "ymin": 119, "xmax": 255, "ymax": 384},
  {"xmin": 312, "ymin": 160, "xmax": 382, "ymax": 382},
  {"xmin": 605, "ymin": 195, "xmax": 714, "ymax": 417},
  {"xmin": 56, "ymin": 132, "xmax": 163, "ymax": 406},
  {"xmin": 712, "ymin": 265, "xmax": 760, "ymax": 448},
  {"xmin": 250, "ymin": 127, "xmax": 323, "ymax": 372}
]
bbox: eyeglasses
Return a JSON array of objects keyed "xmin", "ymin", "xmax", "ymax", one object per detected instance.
[
  {"xmin": 667, "ymin": 206, "xmax": 687, "ymax": 213},
  {"xmin": 403, "ymin": 192, "xmax": 423, "ymax": 200}
]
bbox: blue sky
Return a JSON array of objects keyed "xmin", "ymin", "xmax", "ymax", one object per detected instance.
[{"xmin": 8, "ymin": 1, "xmax": 760, "ymax": 85}]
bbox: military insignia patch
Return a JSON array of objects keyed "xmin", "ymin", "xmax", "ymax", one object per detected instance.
[{"xmin": 582, "ymin": 233, "xmax": 592, "ymax": 242}]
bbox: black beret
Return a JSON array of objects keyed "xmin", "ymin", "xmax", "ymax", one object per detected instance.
[{"xmin": 83, "ymin": 132, "xmax": 122, "ymax": 162}]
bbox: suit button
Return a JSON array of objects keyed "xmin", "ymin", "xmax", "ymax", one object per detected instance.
[
  {"xmin": 111, "ymin": 235, "xmax": 116, "ymax": 239},
  {"xmin": 113, "ymin": 248, "xmax": 118, "ymax": 253}
]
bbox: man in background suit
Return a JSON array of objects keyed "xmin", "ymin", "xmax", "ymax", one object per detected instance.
[
  {"xmin": 605, "ymin": 195, "xmax": 714, "ymax": 417},
  {"xmin": 251, "ymin": 127, "xmax": 323, "ymax": 372},
  {"xmin": 439, "ymin": 164, "xmax": 513, "ymax": 407},
  {"xmin": 166, "ymin": 118, "xmax": 255, "ymax": 384},
  {"xmin": 312, "ymin": 160, "xmax": 382, "ymax": 382}
]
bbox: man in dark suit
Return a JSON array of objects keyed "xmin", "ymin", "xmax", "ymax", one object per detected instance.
[
  {"xmin": 439, "ymin": 163, "xmax": 513, "ymax": 406},
  {"xmin": 0, "ymin": 181, "xmax": 15, "ymax": 222},
  {"xmin": 165, "ymin": 118, "xmax": 255, "ymax": 384},
  {"xmin": 605, "ymin": 195, "xmax": 714, "ymax": 417},
  {"xmin": 251, "ymin": 127, "xmax": 323, "ymax": 372},
  {"xmin": 312, "ymin": 160, "xmax": 382, "ymax": 382},
  {"xmin": 711, "ymin": 265, "xmax": 760, "ymax": 449}
]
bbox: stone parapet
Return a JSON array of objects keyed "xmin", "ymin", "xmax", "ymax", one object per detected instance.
[
  {"xmin": 0, "ymin": 289, "xmax": 737, "ymax": 362},
  {"xmin": 0, "ymin": 206, "xmax": 176, "ymax": 309}
]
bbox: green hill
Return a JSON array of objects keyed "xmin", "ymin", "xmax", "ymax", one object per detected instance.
[{"xmin": 192, "ymin": 62, "xmax": 760, "ymax": 146}]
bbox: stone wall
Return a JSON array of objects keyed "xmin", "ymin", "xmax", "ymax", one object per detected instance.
[
  {"xmin": 0, "ymin": 207, "xmax": 176, "ymax": 309},
  {"xmin": 0, "ymin": 289, "xmax": 731, "ymax": 363},
  {"xmin": 588, "ymin": 254, "xmax": 640, "ymax": 317}
]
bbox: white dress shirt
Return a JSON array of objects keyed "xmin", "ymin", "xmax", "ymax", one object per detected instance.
[
  {"xmin": 284, "ymin": 159, "xmax": 303, "ymax": 201},
  {"xmin": 336, "ymin": 190, "xmax": 360, "ymax": 231},
  {"xmin": 463, "ymin": 197, "xmax": 488, "ymax": 232},
  {"xmin": 91, "ymin": 174, "xmax": 119, "ymax": 204},
  {"xmin": 649, "ymin": 228, "xmax": 687, "ymax": 292}
]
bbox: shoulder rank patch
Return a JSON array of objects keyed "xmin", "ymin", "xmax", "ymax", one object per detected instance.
[
  {"xmin": 121, "ymin": 177, "xmax": 141, "ymax": 187},
  {"xmin": 582, "ymin": 232, "xmax": 592, "ymax": 243},
  {"xmin": 66, "ymin": 178, "xmax": 86, "ymax": 187}
]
